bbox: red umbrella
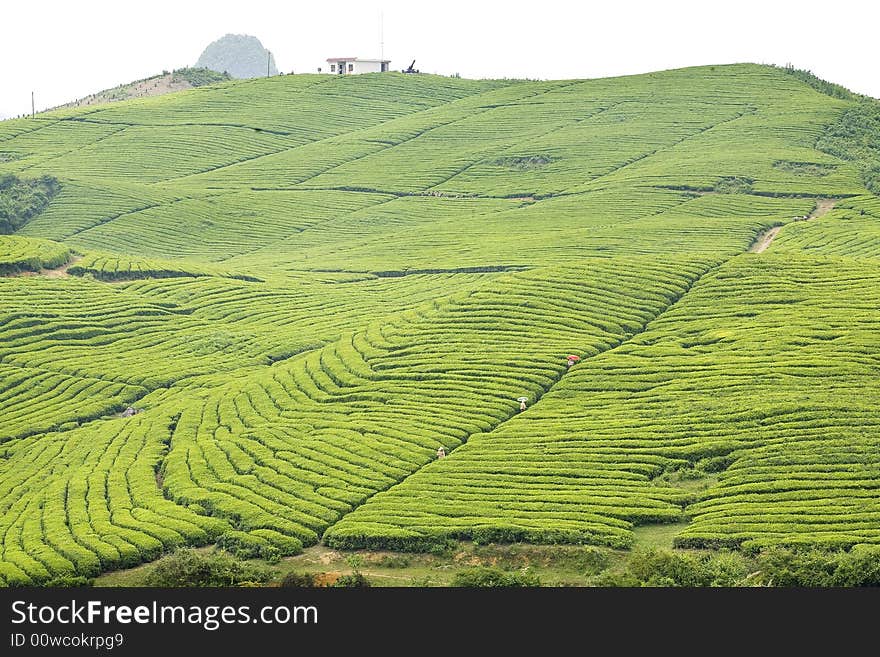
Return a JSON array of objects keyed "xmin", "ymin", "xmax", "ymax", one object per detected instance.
[{"xmin": 566, "ymin": 355, "xmax": 581, "ymax": 361}]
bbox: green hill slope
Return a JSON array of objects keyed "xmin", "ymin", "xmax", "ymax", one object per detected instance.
[{"xmin": 1, "ymin": 64, "xmax": 879, "ymax": 584}]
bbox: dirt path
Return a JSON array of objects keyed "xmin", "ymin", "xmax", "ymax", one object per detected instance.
[
  {"xmin": 749, "ymin": 198, "xmax": 837, "ymax": 254},
  {"xmin": 811, "ymin": 198, "xmax": 837, "ymax": 219},
  {"xmin": 42, "ymin": 256, "xmax": 82, "ymax": 278},
  {"xmin": 2, "ymin": 255, "xmax": 82, "ymax": 279},
  {"xmin": 749, "ymin": 226, "xmax": 781, "ymax": 253},
  {"xmin": 54, "ymin": 74, "xmax": 193, "ymax": 111}
]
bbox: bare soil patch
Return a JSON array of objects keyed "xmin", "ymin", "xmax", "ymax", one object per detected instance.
[{"xmin": 749, "ymin": 198, "xmax": 837, "ymax": 253}]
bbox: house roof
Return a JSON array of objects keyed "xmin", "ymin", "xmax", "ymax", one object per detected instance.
[{"xmin": 327, "ymin": 57, "xmax": 391, "ymax": 63}]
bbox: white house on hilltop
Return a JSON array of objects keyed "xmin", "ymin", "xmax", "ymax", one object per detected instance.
[{"xmin": 324, "ymin": 57, "xmax": 391, "ymax": 75}]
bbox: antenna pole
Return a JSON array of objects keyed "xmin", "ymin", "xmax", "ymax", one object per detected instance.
[
  {"xmin": 267, "ymin": 51, "xmax": 271, "ymax": 77},
  {"xmin": 380, "ymin": 11, "xmax": 384, "ymax": 61},
  {"xmin": 31, "ymin": 91, "xmax": 35, "ymax": 118}
]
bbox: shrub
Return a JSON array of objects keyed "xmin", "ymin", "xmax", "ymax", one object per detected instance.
[
  {"xmin": 376, "ymin": 554, "xmax": 411, "ymax": 568},
  {"xmin": 816, "ymin": 100, "xmax": 880, "ymax": 194},
  {"xmin": 627, "ymin": 549, "xmax": 708, "ymax": 587},
  {"xmin": 280, "ymin": 571, "xmax": 318, "ymax": 587},
  {"xmin": 141, "ymin": 549, "xmax": 272, "ymax": 587},
  {"xmin": 755, "ymin": 545, "xmax": 880, "ymax": 587},
  {"xmin": 755, "ymin": 547, "xmax": 837, "ymax": 587},
  {"xmin": 333, "ymin": 572, "xmax": 371, "ymax": 588},
  {"xmin": 779, "ymin": 64, "xmax": 863, "ymax": 101},
  {"xmin": 491, "ymin": 155, "xmax": 555, "ymax": 170},
  {"xmin": 250, "ymin": 529, "xmax": 303, "ymax": 556},
  {"xmin": 602, "ymin": 549, "xmax": 750, "ymax": 587},
  {"xmin": 713, "ymin": 176, "xmax": 754, "ymax": 194},
  {"xmin": 451, "ymin": 566, "xmax": 542, "ymax": 587},
  {"xmin": 172, "ymin": 67, "xmax": 232, "ymax": 87},
  {"xmin": 472, "ymin": 526, "xmax": 527, "ymax": 545},
  {"xmin": 831, "ymin": 545, "xmax": 880, "ymax": 586}
]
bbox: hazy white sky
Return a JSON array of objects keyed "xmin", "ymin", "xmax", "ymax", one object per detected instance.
[{"xmin": 1, "ymin": 0, "xmax": 877, "ymax": 118}]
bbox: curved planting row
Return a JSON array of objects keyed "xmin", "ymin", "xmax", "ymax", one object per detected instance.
[
  {"xmin": 0, "ymin": 235, "xmax": 70, "ymax": 275},
  {"xmin": 120, "ymin": 271, "xmax": 496, "ymax": 363},
  {"xmin": 0, "ymin": 258, "xmax": 704, "ymax": 583},
  {"xmin": 773, "ymin": 203, "xmax": 880, "ymax": 260},
  {"xmin": 7, "ymin": 74, "xmax": 505, "ymax": 188},
  {"xmin": 10, "ymin": 66, "xmax": 853, "ymax": 277},
  {"xmin": 0, "ymin": 364, "xmax": 145, "ymax": 443},
  {"xmin": 679, "ymin": 437, "xmax": 880, "ymax": 550},
  {"xmin": 0, "ymin": 414, "xmax": 231, "ymax": 586},
  {"xmin": 2, "ymin": 66, "xmax": 878, "ymax": 585},
  {"xmin": 158, "ymin": 258, "xmax": 706, "ymax": 555},
  {"xmin": 330, "ymin": 253, "xmax": 880, "ymax": 550},
  {"xmin": 0, "ymin": 277, "xmax": 261, "ymax": 389},
  {"xmin": 0, "ymin": 272, "xmax": 494, "ymax": 445},
  {"xmin": 63, "ymin": 189, "xmax": 391, "ymax": 263},
  {"xmin": 68, "ymin": 251, "xmax": 260, "ymax": 282},
  {"xmin": 272, "ymin": 188, "xmax": 811, "ymax": 274}
]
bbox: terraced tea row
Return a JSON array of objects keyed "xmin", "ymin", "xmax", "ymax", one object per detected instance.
[
  {"xmin": 0, "ymin": 235, "xmax": 70, "ymax": 275},
  {"xmin": 2, "ymin": 74, "xmax": 508, "ymax": 185},
  {"xmin": 0, "ymin": 272, "xmax": 492, "ymax": 441},
  {"xmin": 61, "ymin": 190, "xmax": 393, "ymax": 263},
  {"xmin": 67, "ymin": 251, "xmax": 259, "ymax": 281},
  {"xmin": 1, "ymin": 64, "xmax": 879, "ymax": 584},
  {"xmin": 0, "ymin": 259, "xmax": 706, "ymax": 583},
  {"xmin": 7, "ymin": 65, "xmax": 866, "ymax": 276},
  {"xmin": 0, "ymin": 414, "xmax": 230, "ymax": 586},
  {"xmin": 236, "ymin": 189, "xmax": 812, "ymax": 274},
  {"xmin": 330, "ymin": 254, "xmax": 880, "ymax": 551},
  {"xmin": 159, "ymin": 260, "xmax": 705, "ymax": 545},
  {"xmin": 0, "ymin": 364, "xmax": 145, "ymax": 443},
  {"xmin": 773, "ymin": 200, "xmax": 880, "ymax": 259}
]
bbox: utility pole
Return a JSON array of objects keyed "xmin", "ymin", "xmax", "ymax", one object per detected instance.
[
  {"xmin": 267, "ymin": 50, "xmax": 271, "ymax": 77},
  {"xmin": 380, "ymin": 11, "xmax": 384, "ymax": 61},
  {"xmin": 31, "ymin": 91, "xmax": 35, "ymax": 118}
]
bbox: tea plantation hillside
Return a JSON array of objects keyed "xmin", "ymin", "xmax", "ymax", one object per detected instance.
[{"xmin": 1, "ymin": 64, "xmax": 879, "ymax": 584}]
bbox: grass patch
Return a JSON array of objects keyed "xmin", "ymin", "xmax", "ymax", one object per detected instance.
[{"xmin": 632, "ymin": 522, "xmax": 692, "ymax": 550}]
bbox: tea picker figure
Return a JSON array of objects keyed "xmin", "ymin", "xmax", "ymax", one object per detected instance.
[
  {"xmin": 566, "ymin": 354, "xmax": 581, "ymax": 369},
  {"xmin": 517, "ymin": 396, "xmax": 528, "ymax": 411},
  {"xmin": 437, "ymin": 446, "xmax": 446, "ymax": 459}
]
